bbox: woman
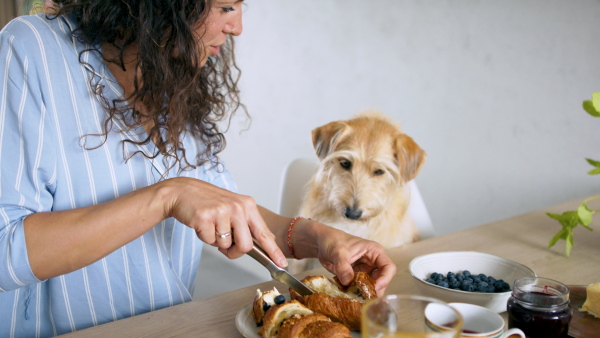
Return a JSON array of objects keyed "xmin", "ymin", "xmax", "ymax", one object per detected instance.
[{"xmin": 0, "ymin": 1, "xmax": 397, "ymax": 336}]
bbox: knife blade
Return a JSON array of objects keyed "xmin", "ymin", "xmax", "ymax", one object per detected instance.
[{"xmin": 246, "ymin": 242, "xmax": 314, "ymax": 296}]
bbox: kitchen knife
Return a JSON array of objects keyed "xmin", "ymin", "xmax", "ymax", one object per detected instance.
[{"xmin": 247, "ymin": 242, "xmax": 314, "ymax": 296}]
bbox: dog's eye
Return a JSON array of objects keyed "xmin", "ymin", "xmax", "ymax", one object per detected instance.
[
  {"xmin": 339, "ymin": 160, "xmax": 352, "ymax": 170},
  {"xmin": 374, "ymin": 169, "xmax": 385, "ymax": 176}
]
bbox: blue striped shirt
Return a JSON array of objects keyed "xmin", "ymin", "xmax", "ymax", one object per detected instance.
[{"xmin": 0, "ymin": 14, "xmax": 237, "ymax": 337}]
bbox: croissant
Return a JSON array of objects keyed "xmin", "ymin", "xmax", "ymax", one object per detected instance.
[
  {"xmin": 251, "ymin": 287, "xmax": 283, "ymax": 326},
  {"xmin": 289, "ymin": 272, "xmax": 377, "ymax": 331},
  {"xmin": 297, "ymin": 320, "xmax": 353, "ymax": 338},
  {"xmin": 276, "ymin": 313, "xmax": 330, "ymax": 338},
  {"xmin": 258, "ymin": 300, "xmax": 314, "ymax": 338}
]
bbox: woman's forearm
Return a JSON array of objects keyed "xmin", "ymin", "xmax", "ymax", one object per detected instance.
[{"xmin": 24, "ymin": 182, "xmax": 170, "ymax": 280}]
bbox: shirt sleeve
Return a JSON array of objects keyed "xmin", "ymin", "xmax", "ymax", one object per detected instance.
[
  {"xmin": 208, "ymin": 161, "xmax": 238, "ymax": 193},
  {"xmin": 0, "ymin": 19, "xmax": 57, "ymax": 291}
]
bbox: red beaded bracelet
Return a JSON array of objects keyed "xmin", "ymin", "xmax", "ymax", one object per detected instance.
[{"xmin": 287, "ymin": 216, "xmax": 304, "ymax": 259}]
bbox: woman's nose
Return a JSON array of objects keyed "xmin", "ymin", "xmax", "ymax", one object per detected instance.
[{"xmin": 226, "ymin": 11, "xmax": 243, "ymax": 36}]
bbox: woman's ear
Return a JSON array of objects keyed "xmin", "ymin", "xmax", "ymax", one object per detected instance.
[
  {"xmin": 311, "ymin": 121, "xmax": 348, "ymax": 160},
  {"xmin": 395, "ymin": 134, "xmax": 426, "ymax": 182}
]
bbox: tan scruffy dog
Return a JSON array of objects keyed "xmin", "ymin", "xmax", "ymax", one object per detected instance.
[{"xmin": 288, "ymin": 111, "xmax": 426, "ymax": 274}]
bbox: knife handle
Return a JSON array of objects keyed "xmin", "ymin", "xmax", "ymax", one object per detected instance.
[{"xmin": 247, "ymin": 242, "xmax": 283, "ymax": 273}]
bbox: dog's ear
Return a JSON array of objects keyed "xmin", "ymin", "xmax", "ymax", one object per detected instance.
[
  {"xmin": 395, "ymin": 134, "xmax": 426, "ymax": 182},
  {"xmin": 311, "ymin": 121, "xmax": 347, "ymax": 160}
]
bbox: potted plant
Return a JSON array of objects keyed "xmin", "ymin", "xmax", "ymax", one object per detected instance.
[{"xmin": 547, "ymin": 93, "xmax": 599, "ymax": 256}]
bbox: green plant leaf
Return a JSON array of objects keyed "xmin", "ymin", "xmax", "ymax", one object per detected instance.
[
  {"xmin": 583, "ymin": 100, "xmax": 600, "ymax": 117},
  {"xmin": 546, "ymin": 210, "xmax": 581, "ymax": 256},
  {"xmin": 577, "ymin": 203, "xmax": 594, "ymax": 226},
  {"xmin": 583, "ymin": 92, "xmax": 600, "ymax": 116},
  {"xmin": 593, "ymin": 92, "xmax": 600, "ymax": 111},
  {"xmin": 588, "ymin": 168, "xmax": 600, "ymax": 175},
  {"xmin": 565, "ymin": 232, "xmax": 574, "ymax": 257},
  {"xmin": 586, "ymin": 158, "xmax": 600, "ymax": 167},
  {"xmin": 547, "ymin": 211, "xmax": 579, "ymax": 227},
  {"xmin": 547, "ymin": 227, "xmax": 568, "ymax": 248}
]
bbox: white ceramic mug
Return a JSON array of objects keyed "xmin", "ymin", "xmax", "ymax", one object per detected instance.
[{"xmin": 426, "ymin": 302, "xmax": 525, "ymax": 338}]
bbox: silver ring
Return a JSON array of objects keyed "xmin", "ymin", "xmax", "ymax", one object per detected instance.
[{"xmin": 216, "ymin": 231, "xmax": 232, "ymax": 239}]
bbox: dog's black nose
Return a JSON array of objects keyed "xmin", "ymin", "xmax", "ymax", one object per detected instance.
[{"xmin": 344, "ymin": 207, "xmax": 363, "ymax": 220}]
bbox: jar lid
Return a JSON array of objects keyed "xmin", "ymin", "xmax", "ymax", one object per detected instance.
[{"xmin": 512, "ymin": 277, "xmax": 570, "ymax": 308}]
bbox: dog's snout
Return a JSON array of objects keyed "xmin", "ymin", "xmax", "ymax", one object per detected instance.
[{"xmin": 344, "ymin": 206, "xmax": 363, "ymax": 220}]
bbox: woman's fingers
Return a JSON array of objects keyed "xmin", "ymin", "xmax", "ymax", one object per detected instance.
[
  {"xmin": 251, "ymin": 220, "xmax": 287, "ymax": 268},
  {"xmin": 315, "ymin": 227, "xmax": 397, "ymax": 297},
  {"xmin": 164, "ymin": 178, "xmax": 285, "ymax": 264},
  {"xmin": 218, "ymin": 210, "xmax": 252, "ymax": 258},
  {"xmin": 240, "ymin": 201, "xmax": 286, "ymax": 267}
]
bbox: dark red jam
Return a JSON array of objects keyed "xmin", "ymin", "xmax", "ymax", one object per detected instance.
[{"xmin": 507, "ymin": 278, "xmax": 572, "ymax": 338}]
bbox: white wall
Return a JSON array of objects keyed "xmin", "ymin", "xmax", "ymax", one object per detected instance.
[
  {"xmin": 197, "ymin": 0, "xmax": 600, "ymax": 299},
  {"xmin": 225, "ymin": 0, "xmax": 600, "ymax": 236}
]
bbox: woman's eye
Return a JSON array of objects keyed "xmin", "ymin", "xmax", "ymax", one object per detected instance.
[
  {"xmin": 222, "ymin": 7, "xmax": 235, "ymax": 13},
  {"xmin": 374, "ymin": 169, "xmax": 385, "ymax": 176},
  {"xmin": 340, "ymin": 160, "xmax": 352, "ymax": 170}
]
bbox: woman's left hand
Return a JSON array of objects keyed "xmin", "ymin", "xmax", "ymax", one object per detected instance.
[{"xmin": 309, "ymin": 225, "xmax": 397, "ymax": 297}]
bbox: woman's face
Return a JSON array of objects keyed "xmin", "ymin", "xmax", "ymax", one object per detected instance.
[{"xmin": 198, "ymin": 0, "xmax": 244, "ymax": 66}]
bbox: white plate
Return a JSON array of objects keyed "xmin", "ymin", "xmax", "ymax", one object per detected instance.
[
  {"xmin": 235, "ymin": 301, "xmax": 261, "ymax": 338},
  {"xmin": 234, "ymin": 298, "xmax": 360, "ymax": 338}
]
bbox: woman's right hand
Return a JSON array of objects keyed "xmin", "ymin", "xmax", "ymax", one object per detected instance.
[{"xmin": 160, "ymin": 177, "xmax": 287, "ymax": 267}]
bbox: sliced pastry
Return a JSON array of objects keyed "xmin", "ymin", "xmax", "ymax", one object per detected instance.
[
  {"xmin": 258, "ymin": 300, "xmax": 314, "ymax": 338},
  {"xmin": 289, "ymin": 272, "xmax": 377, "ymax": 331}
]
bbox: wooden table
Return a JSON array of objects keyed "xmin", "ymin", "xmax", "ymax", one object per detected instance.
[{"xmin": 61, "ymin": 196, "xmax": 600, "ymax": 337}]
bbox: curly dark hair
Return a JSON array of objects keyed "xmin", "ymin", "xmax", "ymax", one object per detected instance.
[{"xmin": 48, "ymin": 0, "xmax": 246, "ymax": 173}]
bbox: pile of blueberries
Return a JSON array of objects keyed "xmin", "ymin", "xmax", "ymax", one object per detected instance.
[{"xmin": 425, "ymin": 271, "xmax": 511, "ymax": 293}]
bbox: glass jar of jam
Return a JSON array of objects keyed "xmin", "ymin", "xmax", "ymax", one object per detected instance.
[{"xmin": 507, "ymin": 277, "xmax": 572, "ymax": 338}]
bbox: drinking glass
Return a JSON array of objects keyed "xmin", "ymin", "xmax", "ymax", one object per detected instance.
[{"xmin": 362, "ymin": 294, "xmax": 463, "ymax": 338}]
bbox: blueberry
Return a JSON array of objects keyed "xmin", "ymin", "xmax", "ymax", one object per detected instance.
[
  {"xmin": 430, "ymin": 272, "xmax": 439, "ymax": 279},
  {"xmin": 434, "ymin": 274, "xmax": 444, "ymax": 281},
  {"xmin": 463, "ymin": 270, "xmax": 471, "ymax": 277},
  {"xmin": 476, "ymin": 285, "xmax": 487, "ymax": 292},
  {"xmin": 486, "ymin": 285, "xmax": 496, "ymax": 293},
  {"xmin": 426, "ymin": 278, "xmax": 435, "ymax": 284},
  {"xmin": 478, "ymin": 273, "xmax": 487, "ymax": 280},
  {"xmin": 461, "ymin": 281, "xmax": 474, "ymax": 291},
  {"xmin": 447, "ymin": 272, "xmax": 456, "ymax": 279},
  {"xmin": 436, "ymin": 280, "xmax": 449, "ymax": 288},
  {"xmin": 262, "ymin": 303, "xmax": 271, "ymax": 312},
  {"xmin": 274, "ymin": 295, "xmax": 286, "ymax": 305},
  {"xmin": 456, "ymin": 273, "xmax": 465, "ymax": 281},
  {"xmin": 479, "ymin": 281, "xmax": 488, "ymax": 288}
]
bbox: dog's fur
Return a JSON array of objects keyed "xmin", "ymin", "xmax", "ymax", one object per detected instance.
[{"xmin": 288, "ymin": 111, "xmax": 426, "ymax": 274}]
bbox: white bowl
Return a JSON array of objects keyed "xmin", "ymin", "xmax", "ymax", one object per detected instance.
[{"xmin": 409, "ymin": 251, "xmax": 536, "ymax": 313}]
